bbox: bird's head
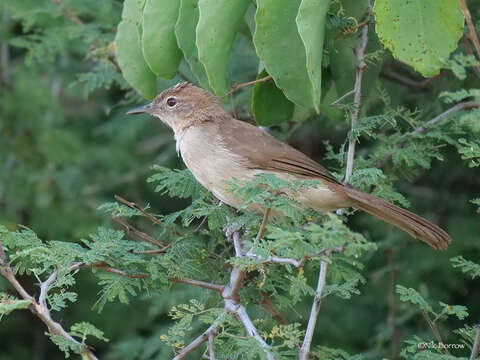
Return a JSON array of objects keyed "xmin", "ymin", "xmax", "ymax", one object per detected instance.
[{"xmin": 127, "ymin": 82, "xmax": 227, "ymax": 134}]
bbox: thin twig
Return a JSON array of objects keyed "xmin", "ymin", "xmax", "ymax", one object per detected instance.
[
  {"xmin": 112, "ymin": 212, "xmax": 166, "ymax": 247},
  {"xmin": 380, "ymin": 69, "xmax": 439, "ymax": 90},
  {"xmin": 420, "ymin": 309, "xmax": 451, "ymax": 355},
  {"xmin": 330, "ymin": 89, "xmax": 355, "ymax": 107},
  {"xmin": 51, "ymin": 0, "xmax": 83, "ymax": 25},
  {"xmin": 459, "ymin": 0, "xmax": 480, "ymax": 62},
  {"xmin": 379, "ymin": 101, "xmax": 480, "ymax": 166},
  {"xmin": 169, "ymin": 278, "xmax": 224, "ymax": 293},
  {"xmin": 255, "ymin": 208, "xmax": 271, "ymax": 243},
  {"xmin": 258, "ymin": 290, "xmax": 287, "ymax": 325},
  {"xmin": 471, "ymin": 325, "xmax": 480, "ymax": 360},
  {"xmin": 226, "ymin": 75, "xmax": 272, "ymax": 96},
  {"xmin": 38, "ymin": 269, "xmax": 59, "ymax": 307},
  {"xmin": 334, "ymin": 19, "xmax": 371, "ymax": 40},
  {"xmin": 344, "ymin": 20, "xmax": 369, "ymax": 185},
  {"xmin": 299, "ymin": 258, "xmax": 330, "ymax": 360}
]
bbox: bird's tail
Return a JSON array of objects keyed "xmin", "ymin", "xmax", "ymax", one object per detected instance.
[{"xmin": 330, "ymin": 184, "xmax": 451, "ymax": 250}]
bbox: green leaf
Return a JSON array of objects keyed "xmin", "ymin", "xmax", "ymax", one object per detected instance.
[
  {"xmin": 396, "ymin": 285, "xmax": 434, "ymax": 314},
  {"xmin": 71, "ymin": 322, "xmax": 109, "ymax": 342},
  {"xmin": 374, "ymin": 0, "xmax": 464, "ymax": 77},
  {"xmin": 142, "ymin": 0, "xmax": 182, "ymax": 78},
  {"xmin": 0, "ymin": 294, "xmax": 31, "ymax": 319},
  {"xmin": 115, "ymin": 0, "xmax": 156, "ymax": 99},
  {"xmin": 451, "ymin": 256, "xmax": 480, "ymax": 279},
  {"xmin": 254, "ymin": 0, "xmax": 314, "ymax": 109},
  {"xmin": 196, "ymin": 0, "xmax": 250, "ymax": 95},
  {"xmin": 296, "ymin": 0, "xmax": 332, "ymax": 113},
  {"xmin": 175, "ymin": 0, "xmax": 209, "ymax": 88},
  {"xmin": 252, "ymin": 70, "xmax": 294, "ymax": 126}
]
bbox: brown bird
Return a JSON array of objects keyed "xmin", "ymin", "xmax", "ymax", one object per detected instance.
[{"xmin": 128, "ymin": 82, "xmax": 451, "ymax": 250}]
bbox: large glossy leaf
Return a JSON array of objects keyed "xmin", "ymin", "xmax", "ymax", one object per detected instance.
[
  {"xmin": 252, "ymin": 70, "xmax": 294, "ymax": 126},
  {"xmin": 115, "ymin": 0, "xmax": 156, "ymax": 99},
  {"xmin": 296, "ymin": 0, "xmax": 331, "ymax": 113},
  {"xmin": 196, "ymin": 0, "xmax": 250, "ymax": 95},
  {"xmin": 142, "ymin": 0, "xmax": 182, "ymax": 79},
  {"xmin": 175, "ymin": 0, "xmax": 209, "ymax": 88},
  {"xmin": 374, "ymin": 0, "xmax": 464, "ymax": 77},
  {"xmin": 254, "ymin": 0, "xmax": 313, "ymax": 109}
]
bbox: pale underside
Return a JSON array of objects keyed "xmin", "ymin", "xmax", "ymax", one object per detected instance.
[{"xmin": 177, "ymin": 119, "xmax": 352, "ymax": 213}]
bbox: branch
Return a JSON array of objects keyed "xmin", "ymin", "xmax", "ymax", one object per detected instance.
[
  {"xmin": 420, "ymin": 309, "xmax": 451, "ymax": 355},
  {"xmin": 226, "ymin": 75, "xmax": 272, "ymax": 96},
  {"xmin": 0, "ymin": 240, "xmax": 98, "ymax": 360},
  {"xmin": 255, "ymin": 208, "xmax": 271, "ymax": 243},
  {"xmin": 169, "ymin": 278, "xmax": 224, "ymax": 293},
  {"xmin": 112, "ymin": 212, "xmax": 166, "ymax": 248},
  {"xmin": 471, "ymin": 325, "xmax": 480, "ymax": 360},
  {"xmin": 330, "ymin": 89, "xmax": 355, "ymax": 107},
  {"xmin": 225, "ymin": 301, "xmax": 275, "ymax": 360},
  {"xmin": 462, "ymin": 34, "xmax": 480, "ymax": 78},
  {"xmin": 299, "ymin": 258, "xmax": 330, "ymax": 360},
  {"xmin": 51, "ymin": 0, "xmax": 83, "ymax": 25},
  {"xmin": 459, "ymin": 0, "xmax": 480, "ymax": 62},
  {"xmin": 172, "ymin": 321, "xmax": 221, "ymax": 360},
  {"xmin": 208, "ymin": 332, "xmax": 216, "ymax": 360},
  {"xmin": 344, "ymin": 21, "xmax": 369, "ymax": 185},
  {"xmin": 114, "ymin": 195, "xmax": 181, "ymax": 238},
  {"xmin": 379, "ymin": 101, "xmax": 480, "ymax": 166}
]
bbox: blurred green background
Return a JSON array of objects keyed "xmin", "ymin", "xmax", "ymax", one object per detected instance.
[{"xmin": 1, "ymin": 0, "xmax": 479, "ymax": 359}]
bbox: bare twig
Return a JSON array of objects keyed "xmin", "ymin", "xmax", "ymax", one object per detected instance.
[
  {"xmin": 330, "ymin": 89, "xmax": 355, "ymax": 107},
  {"xmin": 380, "ymin": 69, "xmax": 439, "ymax": 90},
  {"xmin": 38, "ymin": 269, "xmax": 59, "ymax": 307},
  {"xmin": 172, "ymin": 321, "xmax": 222, "ymax": 360},
  {"xmin": 344, "ymin": 21, "xmax": 369, "ymax": 185},
  {"xmin": 459, "ymin": 0, "xmax": 480, "ymax": 62},
  {"xmin": 70, "ymin": 261, "xmax": 148, "ymax": 279},
  {"xmin": 226, "ymin": 75, "xmax": 272, "ymax": 96},
  {"xmin": 112, "ymin": 212, "xmax": 166, "ymax": 247},
  {"xmin": 471, "ymin": 325, "xmax": 480, "ymax": 360},
  {"xmin": 51, "ymin": 0, "xmax": 83, "ymax": 25},
  {"xmin": 169, "ymin": 278, "xmax": 224, "ymax": 293},
  {"xmin": 258, "ymin": 291, "xmax": 287, "ymax": 325},
  {"xmin": 420, "ymin": 309, "xmax": 451, "ymax": 355},
  {"xmin": 255, "ymin": 208, "xmax": 271, "ymax": 243},
  {"xmin": 299, "ymin": 258, "xmax": 330, "ymax": 360},
  {"xmin": 379, "ymin": 101, "xmax": 480, "ymax": 166}
]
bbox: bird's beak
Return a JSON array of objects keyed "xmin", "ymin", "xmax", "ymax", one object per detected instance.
[{"xmin": 126, "ymin": 103, "xmax": 152, "ymax": 115}]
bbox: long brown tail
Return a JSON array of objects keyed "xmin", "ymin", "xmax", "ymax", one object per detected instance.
[{"xmin": 330, "ymin": 184, "xmax": 451, "ymax": 250}]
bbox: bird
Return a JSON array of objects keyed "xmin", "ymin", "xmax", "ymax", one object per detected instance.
[{"xmin": 127, "ymin": 82, "xmax": 451, "ymax": 250}]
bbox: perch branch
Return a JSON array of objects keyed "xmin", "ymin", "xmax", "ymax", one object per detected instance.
[
  {"xmin": 169, "ymin": 278, "xmax": 224, "ymax": 293},
  {"xmin": 112, "ymin": 212, "xmax": 166, "ymax": 247},
  {"xmin": 344, "ymin": 20, "xmax": 369, "ymax": 185},
  {"xmin": 330, "ymin": 89, "xmax": 355, "ymax": 107},
  {"xmin": 299, "ymin": 257, "xmax": 330, "ymax": 360},
  {"xmin": 226, "ymin": 75, "xmax": 272, "ymax": 96},
  {"xmin": 471, "ymin": 325, "xmax": 480, "ymax": 360}
]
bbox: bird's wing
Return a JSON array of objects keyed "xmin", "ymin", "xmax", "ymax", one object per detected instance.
[{"xmin": 218, "ymin": 119, "xmax": 342, "ymax": 185}]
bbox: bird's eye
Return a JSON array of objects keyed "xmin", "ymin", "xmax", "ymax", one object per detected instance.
[{"xmin": 166, "ymin": 97, "xmax": 177, "ymax": 107}]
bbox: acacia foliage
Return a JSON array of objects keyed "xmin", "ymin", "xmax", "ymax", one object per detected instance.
[{"xmin": 1, "ymin": 0, "xmax": 480, "ymax": 359}]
